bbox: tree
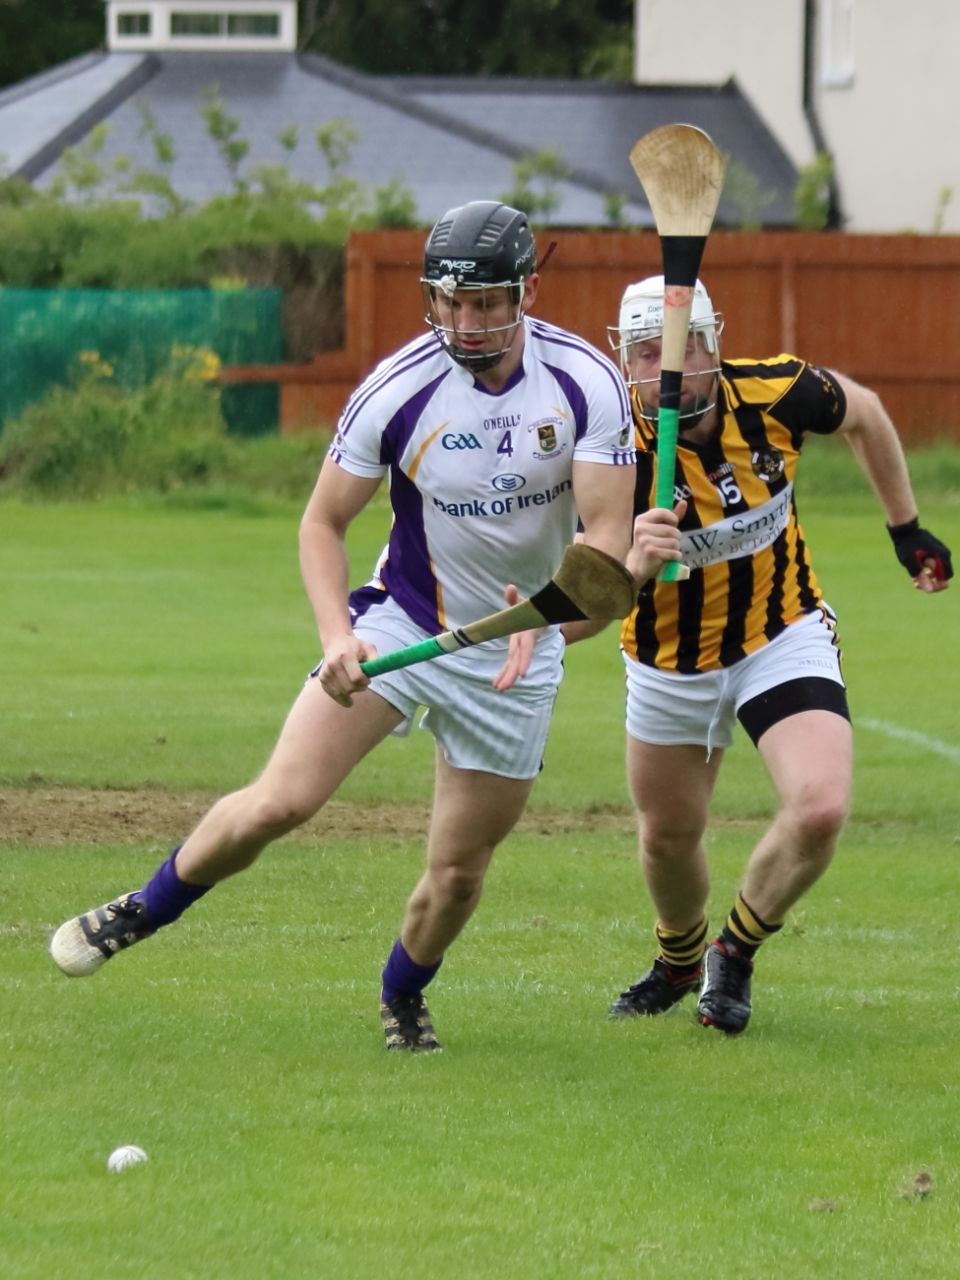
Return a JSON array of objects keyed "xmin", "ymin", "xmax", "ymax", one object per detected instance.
[
  {"xmin": 0, "ymin": 1, "xmax": 634, "ymax": 89},
  {"xmin": 0, "ymin": 0, "xmax": 104, "ymax": 89},
  {"xmin": 300, "ymin": 0, "xmax": 632, "ymax": 79}
]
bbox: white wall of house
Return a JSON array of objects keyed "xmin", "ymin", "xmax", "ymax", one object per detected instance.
[
  {"xmin": 107, "ymin": 0, "xmax": 298, "ymax": 53},
  {"xmin": 815, "ymin": 0, "xmax": 959, "ymax": 232},
  {"xmin": 634, "ymin": 0, "xmax": 960, "ymax": 233},
  {"xmin": 635, "ymin": 0, "xmax": 813, "ymax": 167}
]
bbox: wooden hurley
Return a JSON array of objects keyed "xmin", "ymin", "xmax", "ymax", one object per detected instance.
[
  {"xmin": 629, "ymin": 123, "xmax": 727, "ymax": 583},
  {"xmin": 360, "ymin": 543, "xmax": 636, "ymax": 677}
]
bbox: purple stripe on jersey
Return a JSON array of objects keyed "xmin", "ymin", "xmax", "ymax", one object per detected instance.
[
  {"xmin": 380, "ymin": 369, "xmax": 450, "ymax": 466},
  {"xmin": 542, "ymin": 361, "xmax": 589, "ymax": 440},
  {"xmin": 380, "ymin": 467, "xmax": 441, "ymax": 632},
  {"xmin": 528, "ymin": 318, "xmax": 631, "ymax": 421},
  {"xmin": 347, "ymin": 582, "xmax": 391, "ymax": 622},
  {"xmin": 339, "ymin": 333, "xmax": 442, "ymax": 439}
]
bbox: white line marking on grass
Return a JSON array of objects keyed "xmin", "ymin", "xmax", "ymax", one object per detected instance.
[{"xmin": 859, "ymin": 718, "xmax": 960, "ymax": 764}]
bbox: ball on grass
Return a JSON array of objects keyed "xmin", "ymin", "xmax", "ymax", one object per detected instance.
[{"xmin": 107, "ymin": 1145, "xmax": 148, "ymax": 1173}]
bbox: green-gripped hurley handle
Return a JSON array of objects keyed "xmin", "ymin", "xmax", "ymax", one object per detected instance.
[{"xmin": 359, "ymin": 543, "xmax": 636, "ymax": 679}]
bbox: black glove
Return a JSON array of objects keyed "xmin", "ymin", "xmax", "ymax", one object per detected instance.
[{"xmin": 887, "ymin": 517, "xmax": 953, "ymax": 582}]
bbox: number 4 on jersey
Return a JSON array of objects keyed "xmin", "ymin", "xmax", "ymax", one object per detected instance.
[{"xmin": 497, "ymin": 432, "xmax": 514, "ymax": 457}]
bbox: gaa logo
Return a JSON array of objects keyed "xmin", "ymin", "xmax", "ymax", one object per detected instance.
[
  {"xmin": 442, "ymin": 433, "xmax": 482, "ymax": 450},
  {"xmin": 492, "ymin": 474, "xmax": 527, "ymax": 492}
]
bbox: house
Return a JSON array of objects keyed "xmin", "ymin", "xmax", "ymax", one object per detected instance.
[
  {"xmin": 0, "ymin": 0, "xmax": 799, "ymax": 228},
  {"xmin": 634, "ymin": 0, "xmax": 960, "ymax": 234},
  {"xmin": 2, "ymin": 1, "xmax": 957, "ymax": 441}
]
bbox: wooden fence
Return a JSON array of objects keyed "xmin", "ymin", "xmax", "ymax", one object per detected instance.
[{"xmin": 221, "ymin": 230, "xmax": 960, "ymax": 443}]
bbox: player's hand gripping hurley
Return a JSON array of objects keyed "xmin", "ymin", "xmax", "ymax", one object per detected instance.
[
  {"xmin": 629, "ymin": 123, "xmax": 727, "ymax": 582},
  {"xmin": 359, "ymin": 543, "xmax": 636, "ymax": 677}
]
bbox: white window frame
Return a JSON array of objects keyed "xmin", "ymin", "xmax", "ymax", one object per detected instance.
[
  {"xmin": 116, "ymin": 11, "xmax": 152, "ymax": 36},
  {"xmin": 170, "ymin": 11, "xmax": 227, "ymax": 37},
  {"xmin": 107, "ymin": 2, "xmax": 297, "ymax": 52},
  {"xmin": 820, "ymin": 0, "xmax": 856, "ymax": 89}
]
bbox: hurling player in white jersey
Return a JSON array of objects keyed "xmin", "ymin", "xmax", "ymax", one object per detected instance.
[{"xmin": 49, "ymin": 200, "xmax": 685, "ymax": 1053}]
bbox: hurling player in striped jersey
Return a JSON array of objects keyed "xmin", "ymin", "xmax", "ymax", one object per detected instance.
[
  {"xmin": 573, "ymin": 275, "xmax": 951, "ymax": 1035},
  {"xmin": 49, "ymin": 204, "xmax": 684, "ymax": 1053}
]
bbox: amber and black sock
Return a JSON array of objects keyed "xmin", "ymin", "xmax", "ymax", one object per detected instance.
[
  {"xmin": 655, "ymin": 916, "xmax": 709, "ymax": 976},
  {"xmin": 719, "ymin": 892, "xmax": 783, "ymax": 960}
]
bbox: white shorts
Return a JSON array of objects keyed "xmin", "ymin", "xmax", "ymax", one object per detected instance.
[
  {"xmin": 315, "ymin": 593, "xmax": 563, "ymax": 780},
  {"xmin": 624, "ymin": 608, "xmax": 847, "ymax": 755}
]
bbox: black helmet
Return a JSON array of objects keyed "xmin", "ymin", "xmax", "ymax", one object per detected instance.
[
  {"xmin": 423, "ymin": 201, "xmax": 537, "ymax": 291},
  {"xmin": 421, "ymin": 201, "xmax": 537, "ymax": 373}
]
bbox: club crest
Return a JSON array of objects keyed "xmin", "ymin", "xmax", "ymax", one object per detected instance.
[
  {"xmin": 751, "ymin": 444, "xmax": 785, "ymax": 483},
  {"xmin": 529, "ymin": 415, "xmax": 566, "ymax": 460},
  {"xmin": 537, "ymin": 422, "xmax": 557, "ymax": 453}
]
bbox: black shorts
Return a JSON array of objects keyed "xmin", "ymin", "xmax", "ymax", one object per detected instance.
[{"xmin": 738, "ymin": 676, "xmax": 851, "ymax": 747}]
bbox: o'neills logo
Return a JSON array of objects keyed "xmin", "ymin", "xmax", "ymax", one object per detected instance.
[{"xmin": 439, "ymin": 258, "xmax": 476, "ymax": 271}]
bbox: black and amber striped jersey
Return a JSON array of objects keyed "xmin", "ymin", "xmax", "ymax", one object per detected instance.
[{"xmin": 622, "ymin": 354, "xmax": 847, "ymax": 673}]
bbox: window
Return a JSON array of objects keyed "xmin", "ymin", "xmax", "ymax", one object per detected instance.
[
  {"xmin": 227, "ymin": 14, "xmax": 280, "ymax": 37},
  {"xmin": 117, "ymin": 13, "xmax": 152, "ymax": 36},
  {"xmin": 821, "ymin": 0, "xmax": 855, "ymax": 89},
  {"xmin": 171, "ymin": 12, "xmax": 226, "ymax": 36},
  {"xmin": 169, "ymin": 11, "xmax": 282, "ymax": 39}
]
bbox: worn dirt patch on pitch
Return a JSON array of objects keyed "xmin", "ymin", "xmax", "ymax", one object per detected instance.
[{"xmin": 0, "ymin": 785, "xmax": 637, "ymax": 846}]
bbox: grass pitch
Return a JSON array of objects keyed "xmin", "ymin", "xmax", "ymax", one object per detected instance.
[{"xmin": 2, "ymin": 460, "xmax": 959, "ymax": 1278}]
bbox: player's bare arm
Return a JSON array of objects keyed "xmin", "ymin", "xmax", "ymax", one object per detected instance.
[
  {"xmin": 573, "ymin": 457, "xmax": 634, "ymax": 564},
  {"xmin": 556, "ymin": 459, "xmax": 635, "ymax": 648},
  {"xmin": 500, "ymin": 459, "xmax": 635, "ymax": 678},
  {"xmin": 299, "ymin": 459, "xmax": 384, "ymax": 703},
  {"xmin": 561, "ymin": 498, "xmax": 685, "ymax": 648},
  {"xmin": 832, "ymin": 370, "xmax": 952, "ymax": 592}
]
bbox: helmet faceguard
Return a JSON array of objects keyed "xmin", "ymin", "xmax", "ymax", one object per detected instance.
[
  {"xmin": 608, "ymin": 275, "xmax": 724, "ymax": 424},
  {"xmin": 422, "ymin": 201, "xmax": 537, "ymax": 373}
]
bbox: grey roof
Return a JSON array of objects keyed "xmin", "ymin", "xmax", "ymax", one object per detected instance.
[
  {"xmin": 393, "ymin": 76, "xmax": 798, "ymax": 227},
  {"xmin": 0, "ymin": 50, "xmax": 798, "ymax": 227},
  {"xmin": 0, "ymin": 52, "xmax": 154, "ymax": 177}
]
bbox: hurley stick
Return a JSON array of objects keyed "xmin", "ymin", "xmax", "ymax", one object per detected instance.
[
  {"xmin": 360, "ymin": 543, "xmax": 635, "ymax": 678},
  {"xmin": 629, "ymin": 123, "xmax": 727, "ymax": 582}
]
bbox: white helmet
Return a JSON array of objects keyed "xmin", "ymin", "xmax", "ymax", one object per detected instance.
[
  {"xmin": 611, "ymin": 275, "xmax": 722, "ymax": 362},
  {"xmin": 609, "ymin": 276, "xmax": 724, "ymax": 422}
]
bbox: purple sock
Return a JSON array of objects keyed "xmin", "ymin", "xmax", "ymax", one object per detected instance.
[
  {"xmin": 381, "ymin": 938, "xmax": 442, "ymax": 1003},
  {"xmin": 137, "ymin": 848, "xmax": 211, "ymax": 928}
]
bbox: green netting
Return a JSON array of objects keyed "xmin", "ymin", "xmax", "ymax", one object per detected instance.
[{"xmin": 0, "ymin": 288, "xmax": 284, "ymax": 435}]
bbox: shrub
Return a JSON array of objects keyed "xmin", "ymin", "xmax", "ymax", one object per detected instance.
[
  {"xmin": 0, "ymin": 342, "xmax": 333, "ymax": 501},
  {"xmin": 793, "ymin": 153, "xmax": 835, "ymax": 231},
  {"xmin": 0, "ymin": 347, "xmax": 230, "ymax": 497}
]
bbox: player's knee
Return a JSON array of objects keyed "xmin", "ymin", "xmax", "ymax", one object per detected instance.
[
  {"xmin": 242, "ymin": 790, "xmax": 312, "ymax": 841},
  {"xmin": 641, "ymin": 816, "xmax": 704, "ymax": 862},
  {"xmin": 794, "ymin": 790, "xmax": 848, "ymax": 848},
  {"xmin": 431, "ymin": 860, "xmax": 488, "ymax": 905}
]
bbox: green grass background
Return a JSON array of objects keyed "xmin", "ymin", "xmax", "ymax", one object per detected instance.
[{"xmin": 2, "ymin": 446, "xmax": 960, "ymax": 1278}]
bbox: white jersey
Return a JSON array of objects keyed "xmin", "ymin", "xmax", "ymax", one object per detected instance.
[{"xmin": 330, "ymin": 317, "xmax": 635, "ymax": 634}]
